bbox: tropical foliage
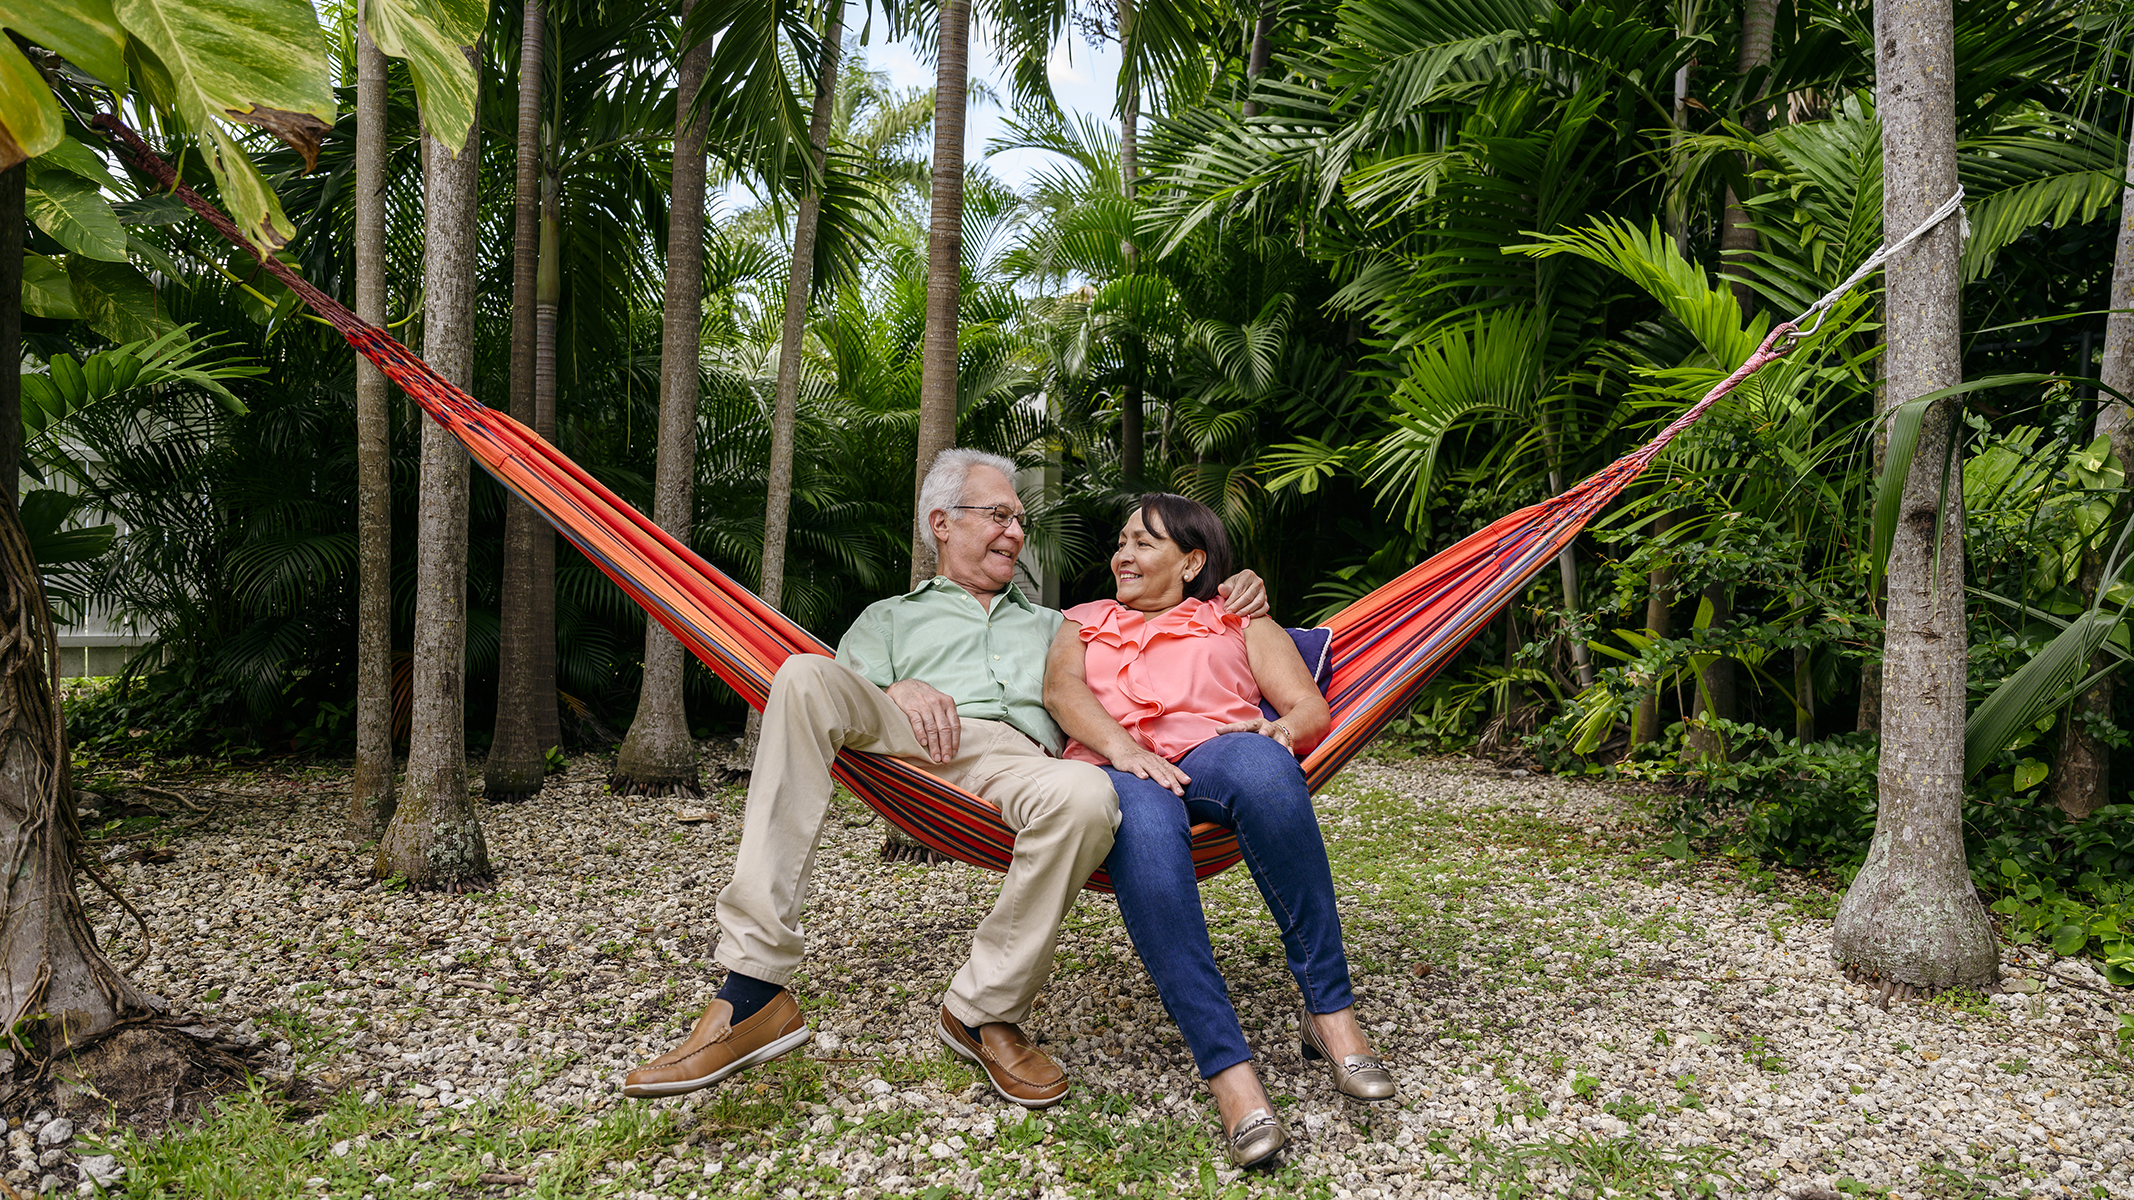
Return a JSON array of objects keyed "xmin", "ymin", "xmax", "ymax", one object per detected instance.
[{"xmin": 8, "ymin": 0, "xmax": 2134, "ymax": 967}]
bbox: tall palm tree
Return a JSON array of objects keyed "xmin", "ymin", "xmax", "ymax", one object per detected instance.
[
  {"xmin": 761, "ymin": 0, "xmax": 846, "ymax": 624},
  {"xmin": 488, "ymin": 0, "xmax": 553, "ymax": 800},
  {"xmin": 378, "ymin": 88, "xmax": 495, "ymax": 892},
  {"xmin": 614, "ymin": 0, "xmax": 715, "ymax": 796},
  {"xmin": 348, "ymin": 5, "xmax": 396, "ymax": 839},
  {"xmin": 1116, "ymin": 0, "xmax": 1145, "ymax": 489},
  {"xmin": 910, "ymin": 0, "xmax": 974, "ymax": 583},
  {"xmin": 1829, "ymin": 0, "xmax": 1993, "ymax": 991},
  {"xmin": 2048, "ymin": 88, "xmax": 2134, "ymax": 819}
]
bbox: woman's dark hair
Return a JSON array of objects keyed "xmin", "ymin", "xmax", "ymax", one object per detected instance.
[{"xmin": 1135, "ymin": 493, "xmax": 1232, "ymax": 602}]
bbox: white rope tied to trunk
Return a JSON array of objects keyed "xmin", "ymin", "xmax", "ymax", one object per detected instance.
[{"xmin": 1787, "ymin": 187, "xmax": 1967, "ymax": 340}]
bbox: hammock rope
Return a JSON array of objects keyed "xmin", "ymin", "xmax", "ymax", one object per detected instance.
[{"xmin": 89, "ymin": 116, "xmax": 1942, "ymax": 892}]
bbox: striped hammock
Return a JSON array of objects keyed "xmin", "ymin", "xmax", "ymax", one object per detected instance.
[{"xmin": 96, "ymin": 117, "xmax": 1797, "ymax": 893}]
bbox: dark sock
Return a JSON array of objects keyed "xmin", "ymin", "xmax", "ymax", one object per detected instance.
[
  {"xmin": 961, "ymin": 1020, "xmax": 984, "ymax": 1041},
  {"xmin": 716, "ymin": 972, "xmax": 784, "ymax": 1024}
]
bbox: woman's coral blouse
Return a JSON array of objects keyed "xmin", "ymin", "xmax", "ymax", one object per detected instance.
[{"xmin": 1060, "ymin": 597, "xmax": 1264, "ymax": 765}]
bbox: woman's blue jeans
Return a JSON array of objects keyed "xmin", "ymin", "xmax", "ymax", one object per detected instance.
[{"xmin": 1100, "ymin": 732, "xmax": 1354, "ymax": 1079}]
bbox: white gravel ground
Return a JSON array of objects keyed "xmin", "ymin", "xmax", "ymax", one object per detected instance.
[{"xmin": 53, "ymin": 750, "xmax": 2134, "ymax": 1199}]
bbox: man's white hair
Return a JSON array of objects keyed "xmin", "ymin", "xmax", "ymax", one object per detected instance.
[{"xmin": 918, "ymin": 448, "xmax": 1019, "ymax": 551}]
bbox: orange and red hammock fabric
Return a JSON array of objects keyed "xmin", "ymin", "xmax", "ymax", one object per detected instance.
[{"xmin": 97, "ymin": 117, "xmax": 1796, "ymax": 892}]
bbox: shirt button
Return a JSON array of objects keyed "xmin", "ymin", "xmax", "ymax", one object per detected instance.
[{"xmin": 992, "ymin": 654, "xmax": 1000, "ymax": 660}]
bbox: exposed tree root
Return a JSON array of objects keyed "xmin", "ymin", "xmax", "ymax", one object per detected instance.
[
  {"xmin": 3, "ymin": 1017, "xmax": 279, "ymax": 1136},
  {"xmin": 606, "ymin": 765, "xmax": 743, "ymax": 800},
  {"xmin": 1840, "ymin": 961, "xmax": 1971, "ymax": 1008},
  {"xmin": 419, "ymin": 876, "xmax": 496, "ymax": 895},
  {"xmin": 879, "ymin": 838, "xmax": 953, "ymax": 866},
  {"xmin": 606, "ymin": 777, "xmax": 705, "ymax": 800}
]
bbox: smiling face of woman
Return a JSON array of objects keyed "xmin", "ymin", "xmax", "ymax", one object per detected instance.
[{"xmin": 1112, "ymin": 507, "xmax": 1207, "ymax": 612}]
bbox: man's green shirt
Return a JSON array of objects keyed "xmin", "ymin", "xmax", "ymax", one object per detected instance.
[{"xmin": 835, "ymin": 576, "xmax": 1066, "ymax": 754}]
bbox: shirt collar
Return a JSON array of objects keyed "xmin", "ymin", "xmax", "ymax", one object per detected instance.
[{"xmin": 911, "ymin": 574, "xmax": 1034, "ymax": 612}]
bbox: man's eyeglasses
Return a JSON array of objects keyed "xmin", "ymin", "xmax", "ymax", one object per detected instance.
[{"xmin": 952, "ymin": 504, "xmax": 1027, "ymax": 528}]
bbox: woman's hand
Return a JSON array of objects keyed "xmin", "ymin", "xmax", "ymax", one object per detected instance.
[
  {"xmin": 1217, "ymin": 716, "xmax": 1295, "ymax": 752},
  {"xmin": 1113, "ymin": 746, "xmax": 1192, "ymax": 797}
]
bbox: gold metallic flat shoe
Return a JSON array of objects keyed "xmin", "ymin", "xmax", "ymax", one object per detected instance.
[
  {"xmin": 1224, "ymin": 1107, "xmax": 1286, "ymax": 1169},
  {"xmin": 1299, "ymin": 1007, "xmax": 1397, "ymax": 1101}
]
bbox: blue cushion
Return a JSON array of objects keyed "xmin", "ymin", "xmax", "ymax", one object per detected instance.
[{"xmin": 1259, "ymin": 626, "xmax": 1334, "ymax": 721}]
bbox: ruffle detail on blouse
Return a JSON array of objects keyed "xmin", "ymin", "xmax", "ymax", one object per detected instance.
[{"xmin": 1066, "ymin": 596, "xmax": 1244, "ymax": 652}]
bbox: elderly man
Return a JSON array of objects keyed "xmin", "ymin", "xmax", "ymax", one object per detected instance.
[{"xmin": 624, "ymin": 448, "xmax": 1264, "ymax": 1108}]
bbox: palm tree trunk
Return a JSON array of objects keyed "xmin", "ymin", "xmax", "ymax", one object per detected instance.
[
  {"xmin": 1118, "ymin": 0, "xmax": 1143, "ymax": 489},
  {"xmin": 2048, "ymin": 124, "xmax": 2134, "ymax": 821},
  {"xmin": 0, "ymin": 172, "xmax": 120, "ymax": 1054},
  {"xmin": 1686, "ymin": 583, "xmax": 1734, "ymax": 762},
  {"xmin": 487, "ymin": 0, "xmax": 549, "ymax": 801},
  {"xmin": 1857, "ymin": 322, "xmax": 1889, "ymax": 736},
  {"xmin": 378, "ymin": 104, "xmax": 494, "ymax": 893},
  {"xmin": 348, "ymin": 15, "xmax": 396, "ymax": 841},
  {"xmin": 1831, "ymin": 0, "xmax": 1994, "ymax": 990},
  {"xmin": 1721, "ymin": 0, "xmax": 1777, "ymax": 318},
  {"xmin": 1792, "ymin": 600, "xmax": 1817, "ymax": 743},
  {"xmin": 0, "ymin": 492, "xmax": 152, "ymax": 1054},
  {"xmin": 533, "ymin": 172, "xmax": 560, "ymax": 756},
  {"xmin": 1630, "ymin": 510, "xmax": 1674, "ymax": 747},
  {"xmin": 1546, "ymin": 471, "xmax": 1594, "ymax": 687},
  {"xmin": 761, "ymin": 0, "xmax": 845, "ymax": 620},
  {"xmin": 910, "ymin": 0, "xmax": 972, "ymax": 586},
  {"xmin": 1241, "ymin": 2, "xmax": 1272, "ymax": 117},
  {"xmin": 614, "ymin": 0, "xmax": 714, "ymax": 797}
]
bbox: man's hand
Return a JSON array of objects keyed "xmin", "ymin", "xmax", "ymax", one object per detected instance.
[
  {"xmin": 886, "ymin": 678, "xmax": 961, "ymax": 763},
  {"xmin": 1216, "ymin": 569, "xmax": 1270, "ymax": 620},
  {"xmin": 1112, "ymin": 746, "xmax": 1191, "ymax": 797}
]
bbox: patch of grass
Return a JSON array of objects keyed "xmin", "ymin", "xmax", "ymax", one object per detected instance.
[
  {"xmin": 112, "ymin": 1080, "xmax": 683, "ymax": 1199},
  {"xmin": 1014, "ymin": 1093, "xmax": 1216, "ymax": 1192},
  {"xmin": 1741, "ymin": 1035, "xmax": 1788, "ymax": 1073},
  {"xmin": 1462, "ymin": 1131, "xmax": 1738, "ymax": 1199},
  {"xmin": 696, "ymin": 1053, "xmax": 827, "ymax": 1134},
  {"xmin": 1935, "ymin": 988, "xmax": 1996, "ymax": 1018}
]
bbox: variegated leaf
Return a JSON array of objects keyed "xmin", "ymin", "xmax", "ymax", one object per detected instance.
[
  {"xmin": 21, "ymin": 254, "xmax": 80, "ymax": 320},
  {"xmin": 0, "ymin": 0, "xmax": 129, "ymax": 90},
  {"xmin": 113, "ymin": 0, "xmax": 334, "ymax": 248},
  {"xmin": 0, "ymin": 36, "xmax": 62, "ymax": 169},
  {"xmin": 25, "ymin": 163, "xmax": 128, "ymax": 261},
  {"xmin": 363, "ymin": 0, "xmax": 482, "ymax": 151}
]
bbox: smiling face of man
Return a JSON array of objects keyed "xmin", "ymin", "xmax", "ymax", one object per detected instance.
[{"xmin": 929, "ymin": 465, "xmax": 1026, "ymax": 601}]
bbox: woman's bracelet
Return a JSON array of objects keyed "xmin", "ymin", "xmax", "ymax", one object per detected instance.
[{"xmin": 1270, "ymin": 720, "xmax": 1291, "ymax": 742}]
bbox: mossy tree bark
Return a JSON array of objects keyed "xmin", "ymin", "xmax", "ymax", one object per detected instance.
[
  {"xmin": 2048, "ymin": 123, "xmax": 2134, "ymax": 821},
  {"xmin": 488, "ymin": 0, "xmax": 552, "ymax": 802},
  {"xmin": 1830, "ymin": 0, "xmax": 1995, "ymax": 989},
  {"xmin": 348, "ymin": 14, "xmax": 397, "ymax": 842},
  {"xmin": 378, "ymin": 95, "xmax": 494, "ymax": 893},
  {"xmin": 614, "ymin": 0, "xmax": 713, "ymax": 797}
]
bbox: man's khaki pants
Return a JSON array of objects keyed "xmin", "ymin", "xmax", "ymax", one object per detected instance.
[{"xmin": 715, "ymin": 654, "xmax": 1118, "ymax": 1027}]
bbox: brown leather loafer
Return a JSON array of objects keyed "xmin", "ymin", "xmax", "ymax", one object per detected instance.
[
  {"xmin": 935, "ymin": 1006, "xmax": 1068, "ymax": 1108},
  {"xmin": 621, "ymin": 992, "xmax": 811, "ymax": 1098}
]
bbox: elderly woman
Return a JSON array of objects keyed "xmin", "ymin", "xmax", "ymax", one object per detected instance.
[{"xmin": 1044, "ymin": 493, "xmax": 1394, "ymax": 1168}]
